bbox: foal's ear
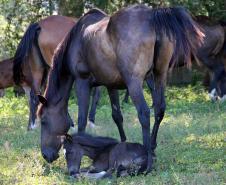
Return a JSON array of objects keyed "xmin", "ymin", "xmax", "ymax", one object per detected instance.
[
  {"xmin": 38, "ymin": 95, "xmax": 47, "ymax": 105},
  {"xmin": 65, "ymin": 134, "xmax": 73, "ymax": 143}
]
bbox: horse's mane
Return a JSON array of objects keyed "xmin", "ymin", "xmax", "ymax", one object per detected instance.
[
  {"xmin": 71, "ymin": 133, "xmax": 119, "ymax": 150},
  {"xmin": 43, "ymin": 8, "xmax": 107, "ymax": 103}
]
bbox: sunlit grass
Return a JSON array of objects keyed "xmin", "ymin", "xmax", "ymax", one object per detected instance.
[{"xmin": 0, "ymin": 85, "xmax": 225, "ymax": 184}]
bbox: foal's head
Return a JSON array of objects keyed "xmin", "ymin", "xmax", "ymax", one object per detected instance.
[
  {"xmin": 63, "ymin": 134, "xmax": 84, "ymax": 177},
  {"xmin": 63, "ymin": 133, "xmax": 118, "ymax": 176}
]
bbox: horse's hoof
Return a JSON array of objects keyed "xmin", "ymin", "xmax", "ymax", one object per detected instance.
[
  {"xmin": 31, "ymin": 123, "xmax": 39, "ymax": 130},
  {"xmin": 69, "ymin": 126, "xmax": 76, "ymax": 134},
  {"xmin": 145, "ymin": 154, "xmax": 154, "ymax": 175},
  {"xmin": 87, "ymin": 121, "xmax": 96, "ymax": 129},
  {"xmin": 209, "ymin": 89, "xmax": 218, "ymax": 102},
  {"xmin": 220, "ymin": 95, "xmax": 226, "ymax": 103},
  {"xmin": 27, "ymin": 122, "xmax": 38, "ymax": 131}
]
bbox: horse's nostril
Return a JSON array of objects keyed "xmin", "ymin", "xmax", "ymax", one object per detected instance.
[
  {"xmin": 42, "ymin": 153, "xmax": 48, "ymax": 160},
  {"xmin": 69, "ymin": 171, "xmax": 77, "ymax": 177}
]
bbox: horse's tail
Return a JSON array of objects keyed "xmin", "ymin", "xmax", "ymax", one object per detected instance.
[
  {"xmin": 13, "ymin": 23, "xmax": 41, "ymax": 85},
  {"xmin": 150, "ymin": 7, "xmax": 204, "ymax": 66}
]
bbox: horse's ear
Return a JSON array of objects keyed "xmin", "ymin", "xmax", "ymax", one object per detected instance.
[
  {"xmin": 38, "ymin": 95, "xmax": 47, "ymax": 105},
  {"xmin": 65, "ymin": 134, "xmax": 73, "ymax": 143}
]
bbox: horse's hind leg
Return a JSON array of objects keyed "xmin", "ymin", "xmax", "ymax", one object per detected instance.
[
  {"xmin": 75, "ymin": 78, "xmax": 91, "ymax": 132},
  {"xmin": 107, "ymin": 88, "xmax": 126, "ymax": 142},
  {"xmin": 150, "ymin": 38, "xmax": 173, "ymax": 158},
  {"xmin": 150, "ymin": 80, "xmax": 165, "ymax": 156},
  {"xmin": 88, "ymin": 87, "xmax": 101, "ymax": 127},
  {"xmin": 146, "ymin": 74, "xmax": 155, "ymax": 108},
  {"xmin": 123, "ymin": 89, "xmax": 129, "ymax": 103}
]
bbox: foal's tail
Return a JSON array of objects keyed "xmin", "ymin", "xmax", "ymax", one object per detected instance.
[
  {"xmin": 72, "ymin": 133, "xmax": 119, "ymax": 150},
  {"xmin": 13, "ymin": 23, "xmax": 41, "ymax": 85},
  {"xmin": 150, "ymin": 7, "xmax": 204, "ymax": 66}
]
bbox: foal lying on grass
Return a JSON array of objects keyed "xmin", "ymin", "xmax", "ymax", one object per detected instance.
[{"xmin": 63, "ymin": 133, "xmax": 147, "ymax": 179}]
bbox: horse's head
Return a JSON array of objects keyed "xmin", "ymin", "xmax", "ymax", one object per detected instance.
[
  {"xmin": 37, "ymin": 95, "xmax": 71, "ymax": 163},
  {"xmin": 62, "ymin": 135, "xmax": 82, "ymax": 177}
]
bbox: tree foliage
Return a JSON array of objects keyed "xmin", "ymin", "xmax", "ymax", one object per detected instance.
[{"xmin": 0, "ymin": 0, "xmax": 225, "ymax": 59}]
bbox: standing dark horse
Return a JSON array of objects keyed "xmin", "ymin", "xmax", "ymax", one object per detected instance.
[
  {"xmin": 12, "ymin": 15, "xmax": 76, "ymax": 130},
  {"xmin": 194, "ymin": 16, "xmax": 226, "ymax": 101},
  {"xmin": 63, "ymin": 133, "xmax": 147, "ymax": 178},
  {"xmin": 37, "ymin": 5, "xmax": 203, "ymax": 172}
]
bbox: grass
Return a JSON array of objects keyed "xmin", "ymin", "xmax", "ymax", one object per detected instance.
[{"xmin": 0, "ymin": 83, "xmax": 225, "ymax": 185}]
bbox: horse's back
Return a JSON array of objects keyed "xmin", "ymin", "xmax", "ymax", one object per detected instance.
[
  {"xmin": 38, "ymin": 15, "xmax": 76, "ymax": 65},
  {"xmin": 196, "ymin": 17, "xmax": 225, "ymax": 56},
  {"xmin": 87, "ymin": 5, "xmax": 156, "ymax": 85}
]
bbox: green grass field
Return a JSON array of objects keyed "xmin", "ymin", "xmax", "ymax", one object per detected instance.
[{"xmin": 0, "ymin": 83, "xmax": 225, "ymax": 185}]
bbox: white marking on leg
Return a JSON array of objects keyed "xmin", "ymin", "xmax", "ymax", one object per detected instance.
[
  {"xmin": 209, "ymin": 88, "xmax": 217, "ymax": 101},
  {"xmin": 80, "ymin": 171, "xmax": 107, "ymax": 179},
  {"xmin": 220, "ymin": 94, "xmax": 226, "ymax": 103},
  {"xmin": 30, "ymin": 117, "xmax": 40, "ymax": 130},
  {"xmin": 63, "ymin": 149, "xmax": 66, "ymax": 156},
  {"xmin": 87, "ymin": 120, "xmax": 96, "ymax": 129},
  {"xmin": 22, "ymin": 86, "xmax": 31, "ymax": 102}
]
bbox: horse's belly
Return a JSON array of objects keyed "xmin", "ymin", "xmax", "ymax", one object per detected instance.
[{"xmin": 86, "ymin": 36, "xmax": 125, "ymax": 87}]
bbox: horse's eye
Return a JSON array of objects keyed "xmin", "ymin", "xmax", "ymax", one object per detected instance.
[{"xmin": 41, "ymin": 118, "xmax": 46, "ymax": 125}]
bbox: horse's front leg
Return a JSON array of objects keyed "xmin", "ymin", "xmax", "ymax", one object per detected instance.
[
  {"xmin": 107, "ymin": 88, "xmax": 126, "ymax": 142},
  {"xmin": 208, "ymin": 67, "xmax": 225, "ymax": 101},
  {"xmin": 127, "ymin": 78, "xmax": 152, "ymax": 173},
  {"xmin": 75, "ymin": 78, "xmax": 91, "ymax": 132},
  {"xmin": 88, "ymin": 86, "xmax": 101, "ymax": 126}
]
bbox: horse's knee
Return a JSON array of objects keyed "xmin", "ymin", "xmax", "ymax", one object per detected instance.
[
  {"xmin": 158, "ymin": 104, "xmax": 165, "ymax": 117},
  {"xmin": 138, "ymin": 107, "xmax": 150, "ymax": 128},
  {"xmin": 112, "ymin": 111, "xmax": 123, "ymax": 124},
  {"xmin": 78, "ymin": 116, "xmax": 87, "ymax": 132}
]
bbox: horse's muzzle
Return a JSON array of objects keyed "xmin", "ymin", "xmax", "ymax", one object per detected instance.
[{"xmin": 42, "ymin": 148, "xmax": 59, "ymax": 163}]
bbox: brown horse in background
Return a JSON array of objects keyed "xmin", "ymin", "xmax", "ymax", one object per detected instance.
[
  {"xmin": 0, "ymin": 58, "xmax": 32, "ymax": 91},
  {"xmin": 0, "ymin": 58, "xmax": 17, "ymax": 89},
  {"xmin": 37, "ymin": 5, "xmax": 203, "ymax": 172},
  {"xmin": 12, "ymin": 15, "xmax": 76, "ymax": 130}
]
